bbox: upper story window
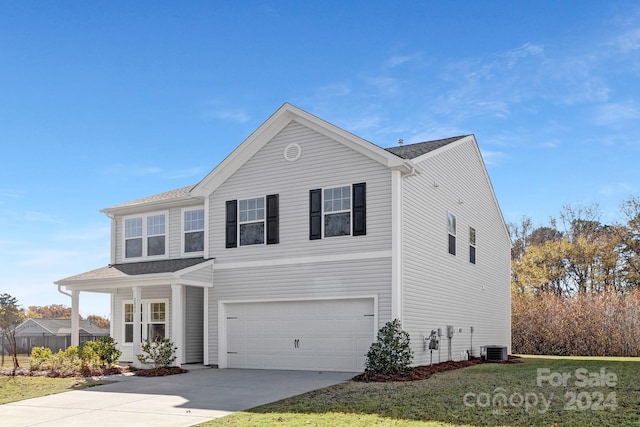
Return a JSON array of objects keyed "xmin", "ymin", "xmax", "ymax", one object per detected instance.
[
  {"xmin": 448, "ymin": 212, "xmax": 456, "ymax": 256},
  {"xmin": 469, "ymin": 227, "xmax": 477, "ymax": 264},
  {"xmin": 124, "ymin": 212, "xmax": 167, "ymax": 259},
  {"xmin": 310, "ymin": 183, "xmax": 366, "ymax": 240},
  {"xmin": 184, "ymin": 208, "xmax": 205, "ymax": 253},
  {"xmin": 239, "ymin": 197, "xmax": 265, "ymax": 246},
  {"xmin": 324, "ymin": 186, "xmax": 351, "ymax": 237},
  {"xmin": 226, "ymin": 195, "xmax": 279, "ymax": 248}
]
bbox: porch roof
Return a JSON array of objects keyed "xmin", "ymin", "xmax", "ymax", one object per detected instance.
[{"xmin": 55, "ymin": 257, "xmax": 214, "ymax": 291}]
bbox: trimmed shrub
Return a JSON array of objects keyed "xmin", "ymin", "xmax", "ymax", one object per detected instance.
[
  {"xmin": 136, "ymin": 339, "xmax": 177, "ymax": 368},
  {"xmin": 82, "ymin": 337, "xmax": 121, "ymax": 368},
  {"xmin": 365, "ymin": 319, "xmax": 413, "ymax": 375}
]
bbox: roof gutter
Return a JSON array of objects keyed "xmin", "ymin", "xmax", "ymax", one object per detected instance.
[{"xmin": 57, "ymin": 284, "xmax": 72, "ymax": 298}]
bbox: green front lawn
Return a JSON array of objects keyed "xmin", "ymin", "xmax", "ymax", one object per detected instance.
[
  {"xmin": 201, "ymin": 356, "xmax": 640, "ymax": 427},
  {"xmin": 0, "ymin": 376, "xmax": 86, "ymax": 404}
]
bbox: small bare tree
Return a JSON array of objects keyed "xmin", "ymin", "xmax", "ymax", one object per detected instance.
[{"xmin": 0, "ymin": 293, "xmax": 25, "ymax": 374}]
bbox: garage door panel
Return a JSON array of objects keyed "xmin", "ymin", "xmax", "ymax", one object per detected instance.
[{"xmin": 226, "ymin": 298, "xmax": 374, "ymax": 372}]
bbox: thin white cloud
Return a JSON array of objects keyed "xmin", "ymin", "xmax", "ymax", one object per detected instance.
[
  {"xmin": 101, "ymin": 163, "xmax": 164, "ymax": 176},
  {"xmin": 167, "ymin": 167, "xmax": 205, "ymax": 179},
  {"xmin": 0, "ymin": 190, "xmax": 22, "ymax": 198},
  {"xmin": 363, "ymin": 76, "xmax": 401, "ymax": 96},
  {"xmin": 25, "ymin": 210, "xmax": 59, "ymax": 223},
  {"xmin": 599, "ymin": 182, "xmax": 634, "ymax": 197},
  {"xmin": 385, "ymin": 53, "xmax": 421, "ymax": 68},
  {"xmin": 480, "ymin": 150, "xmax": 507, "ymax": 167},
  {"xmin": 201, "ymin": 101, "xmax": 250, "ymax": 123},
  {"xmin": 53, "ymin": 225, "xmax": 110, "ymax": 242},
  {"xmin": 593, "ymin": 101, "xmax": 640, "ymax": 128}
]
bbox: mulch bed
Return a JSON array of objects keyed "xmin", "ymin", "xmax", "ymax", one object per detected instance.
[
  {"xmin": 133, "ymin": 366, "xmax": 188, "ymax": 377},
  {"xmin": 353, "ymin": 356, "xmax": 522, "ymax": 382},
  {"xmin": 0, "ymin": 365, "xmax": 188, "ymax": 378}
]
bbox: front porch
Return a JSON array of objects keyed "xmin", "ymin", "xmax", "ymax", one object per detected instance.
[{"xmin": 55, "ymin": 258, "xmax": 214, "ymax": 367}]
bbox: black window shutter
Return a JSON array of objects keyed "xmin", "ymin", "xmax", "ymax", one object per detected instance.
[
  {"xmin": 266, "ymin": 194, "xmax": 279, "ymax": 244},
  {"xmin": 225, "ymin": 200, "xmax": 237, "ymax": 248},
  {"xmin": 309, "ymin": 189, "xmax": 322, "ymax": 240},
  {"xmin": 352, "ymin": 182, "xmax": 366, "ymax": 236}
]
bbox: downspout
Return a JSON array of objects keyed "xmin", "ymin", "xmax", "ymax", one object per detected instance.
[{"xmin": 57, "ymin": 284, "xmax": 72, "ymax": 298}]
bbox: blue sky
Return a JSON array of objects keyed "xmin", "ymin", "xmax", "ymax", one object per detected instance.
[{"xmin": 1, "ymin": 1, "xmax": 639, "ymax": 317}]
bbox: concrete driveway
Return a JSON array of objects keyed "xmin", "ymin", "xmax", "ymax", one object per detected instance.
[{"xmin": 0, "ymin": 366, "xmax": 356, "ymax": 427}]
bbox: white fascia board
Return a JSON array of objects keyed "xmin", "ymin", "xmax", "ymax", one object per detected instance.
[
  {"xmin": 174, "ymin": 259, "xmax": 215, "ymax": 275},
  {"xmin": 57, "ymin": 273, "xmax": 179, "ymax": 291},
  {"xmin": 100, "ymin": 196, "xmax": 203, "ymax": 217},
  {"xmin": 191, "ymin": 103, "xmax": 414, "ymax": 197}
]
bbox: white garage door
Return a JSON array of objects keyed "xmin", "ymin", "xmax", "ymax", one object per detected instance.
[{"xmin": 226, "ymin": 298, "xmax": 375, "ymax": 372}]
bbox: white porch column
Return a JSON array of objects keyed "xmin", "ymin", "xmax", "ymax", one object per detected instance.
[
  {"xmin": 71, "ymin": 291, "xmax": 80, "ymax": 346},
  {"xmin": 132, "ymin": 286, "xmax": 142, "ymax": 367},
  {"xmin": 171, "ymin": 284, "xmax": 184, "ymax": 367}
]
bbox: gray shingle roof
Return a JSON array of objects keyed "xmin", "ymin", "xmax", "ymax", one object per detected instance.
[
  {"xmin": 58, "ymin": 257, "xmax": 210, "ymax": 283},
  {"xmin": 103, "ymin": 184, "xmax": 197, "ymax": 211},
  {"xmin": 17, "ymin": 319, "xmax": 110, "ymax": 336},
  {"xmin": 111, "ymin": 257, "xmax": 208, "ymax": 275},
  {"xmin": 385, "ymin": 135, "xmax": 468, "ymax": 159}
]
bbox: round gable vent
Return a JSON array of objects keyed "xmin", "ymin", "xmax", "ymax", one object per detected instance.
[{"xmin": 284, "ymin": 143, "xmax": 302, "ymax": 162}]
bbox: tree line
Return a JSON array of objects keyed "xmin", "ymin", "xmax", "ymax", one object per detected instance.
[{"xmin": 510, "ymin": 196, "xmax": 640, "ymax": 356}]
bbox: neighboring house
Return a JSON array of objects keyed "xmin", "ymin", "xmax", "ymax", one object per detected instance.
[
  {"xmin": 56, "ymin": 103, "xmax": 511, "ymax": 371},
  {"xmin": 14, "ymin": 318, "xmax": 109, "ymax": 354}
]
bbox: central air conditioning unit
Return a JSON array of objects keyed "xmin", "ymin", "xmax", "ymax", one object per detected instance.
[{"xmin": 482, "ymin": 345, "xmax": 508, "ymax": 361}]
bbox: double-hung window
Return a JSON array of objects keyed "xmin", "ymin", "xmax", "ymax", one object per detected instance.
[
  {"xmin": 122, "ymin": 300, "xmax": 167, "ymax": 344},
  {"xmin": 147, "ymin": 302, "xmax": 166, "ymax": 341},
  {"xmin": 239, "ymin": 197, "xmax": 265, "ymax": 246},
  {"xmin": 324, "ymin": 186, "xmax": 351, "ymax": 237},
  {"xmin": 448, "ymin": 212, "xmax": 456, "ymax": 256},
  {"xmin": 124, "ymin": 303, "xmax": 134, "ymax": 343},
  {"xmin": 125, "ymin": 218, "xmax": 143, "ymax": 258},
  {"xmin": 469, "ymin": 227, "xmax": 477, "ymax": 264},
  {"xmin": 184, "ymin": 208, "xmax": 205, "ymax": 253},
  {"xmin": 310, "ymin": 183, "xmax": 366, "ymax": 239},
  {"xmin": 124, "ymin": 212, "xmax": 167, "ymax": 259},
  {"xmin": 225, "ymin": 195, "xmax": 279, "ymax": 248}
]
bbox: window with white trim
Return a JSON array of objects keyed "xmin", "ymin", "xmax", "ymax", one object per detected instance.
[
  {"xmin": 324, "ymin": 186, "xmax": 351, "ymax": 237},
  {"xmin": 184, "ymin": 208, "xmax": 205, "ymax": 253},
  {"xmin": 239, "ymin": 197, "xmax": 265, "ymax": 246},
  {"xmin": 122, "ymin": 300, "xmax": 167, "ymax": 344},
  {"xmin": 124, "ymin": 303, "xmax": 134, "ymax": 343},
  {"xmin": 147, "ymin": 302, "xmax": 166, "ymax": 341},
  {"xmin": 123, "ymin": 212, "xmax": 167, "ymax": 259},
  {"xmin": 448, "ymin": 212, "xmax": 456, "ymax": 256},
  {"xmin": 469, "ymin": 227, "xmax": 476, "ymax": 264}
]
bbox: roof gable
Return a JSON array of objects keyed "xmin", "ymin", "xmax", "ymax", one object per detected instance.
[{"xmin": 191, "ymin": 103, "xmax": 412, "ymax": 197}]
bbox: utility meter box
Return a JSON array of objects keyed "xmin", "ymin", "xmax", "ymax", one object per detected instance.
[
  {"xmin": 446, "ymin": 325, "xmax": 454, "ymax": 338},
  {"xmin": 428, "ymin": 330, "xmax": 439, "ymax": 350}
]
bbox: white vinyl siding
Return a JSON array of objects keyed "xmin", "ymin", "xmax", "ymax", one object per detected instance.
[
  {"xmin": 400, "ymin": 137, "xmax": 511, "ymax": 366},
  {"xmin": 185, "ymin": 286, "xmax": 204, "ymax": 363},
  {"xmin": 208, "ymin": 121, "xmax": 392, "ymax": 264}
]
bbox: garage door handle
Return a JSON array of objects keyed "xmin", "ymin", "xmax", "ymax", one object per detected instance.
[{"xmin": 294, "ymin": 339, "xmax": 299, "ymax": 348}]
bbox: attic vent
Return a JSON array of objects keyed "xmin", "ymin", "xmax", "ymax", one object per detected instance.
[{"xmin": 284, "ymin": 143, "xmax": 302, "ymax": 162}]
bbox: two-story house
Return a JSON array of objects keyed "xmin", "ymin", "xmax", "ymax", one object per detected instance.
[{"xmin": 56, "ymin": 103, "xmax": 511, "ymax": 371}]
